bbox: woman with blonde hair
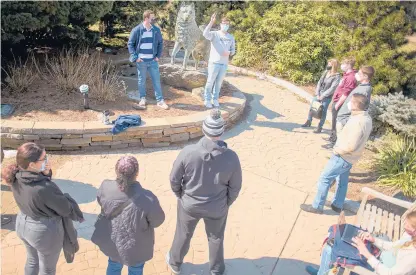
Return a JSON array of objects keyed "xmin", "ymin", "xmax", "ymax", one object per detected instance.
[
  {"xmin": 306, "ymin": 209, "xmax": 416, "ymax": 275},
  {"xmin": 302, "ymin": 59, "xmax": 341, "ymax": 133}
]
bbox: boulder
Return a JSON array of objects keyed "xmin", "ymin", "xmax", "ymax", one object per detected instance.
[
  {"xmin": 191, "ymin": 87, "xmax": 204, "ymax": 101},
  {"xmin": 159, "ymin": 64, "xmax": 206, "ymax": 90}
]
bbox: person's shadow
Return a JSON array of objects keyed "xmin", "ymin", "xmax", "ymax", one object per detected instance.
[
  {"xmin": 178, "ymin": 256, "xmax": 318, "ymax": 275},
  {"xmin": 1, "ymin": 179, "xmax": 99, "ymax": 241}
]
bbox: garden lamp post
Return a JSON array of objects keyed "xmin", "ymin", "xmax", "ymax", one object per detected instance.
[{"xmin": 79, "ymin": 84, "xmax": 90, "ymax": 109}]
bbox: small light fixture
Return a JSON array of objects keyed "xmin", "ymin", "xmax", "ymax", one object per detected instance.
[{"xmin": 79, "ymin": 84, "xmax": 90, "ymax": 109}]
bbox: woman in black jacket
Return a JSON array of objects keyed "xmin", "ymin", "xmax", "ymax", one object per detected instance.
[
  {"xmin": 302, "ymin": 59, "xmax": 341, "ymax": 133},
  {"xmin": 2, "ymin": 142, "xmax": 82, "ymax": 275}
]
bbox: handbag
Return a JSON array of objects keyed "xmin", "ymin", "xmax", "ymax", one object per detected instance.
[{"xmin": 310, "ymin": 100, "xmax": 323, "ymax": 119}]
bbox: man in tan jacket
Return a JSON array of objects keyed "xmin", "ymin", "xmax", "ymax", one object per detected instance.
[{"xmin": 301, "ymin": 93, "xmax": 372, "ymax": 214}]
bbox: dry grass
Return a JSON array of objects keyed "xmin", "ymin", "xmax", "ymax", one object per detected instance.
[
  {"xmin": 1, "ymin": 54, "xmax": 39, "ymax": 94},
  {"xmin": 43, "ymin": 48, "xmax": 126, "ymax": 102}
]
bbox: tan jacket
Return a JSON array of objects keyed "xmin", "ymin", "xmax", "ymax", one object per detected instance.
[
  {"xmin": 333, "ymin": 111, "xmax": 372, "ymax": 164},
  {"xmin": 368, "ymin": 232, "xmax": 416, "ymax": 275}
]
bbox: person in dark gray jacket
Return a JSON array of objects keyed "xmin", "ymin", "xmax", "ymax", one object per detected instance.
[
  {"xmin": 92, "ymin": 156, "xmax": 165, "ymax": 275},
  {"xmin": 302, "ymin": 59, "xmax": 341, "ymax": 133},
  {"xmin": 1, "ymin": 142, "xmax": 83, "ymax": 275},
  {"xmin": 166, "ymin": 109, "xmax": 242, "ymax": 275}
]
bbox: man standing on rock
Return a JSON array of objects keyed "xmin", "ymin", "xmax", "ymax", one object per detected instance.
[
  {"xmin": 300, "ymin": 93, "xmax": 372, "ymax": 214},
  {"xmin": 127, "ymin": 10, "xmax": 169, "ymax": 110},
  {"xmin": 166, "ymin": 109, "xmax": 242, "ymax": 275},
  {"xmin": 203, "ymin": 13, "xmax": 236, "ymax": 108}
]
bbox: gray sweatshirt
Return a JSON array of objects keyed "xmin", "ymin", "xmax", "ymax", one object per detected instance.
[
  {"xmin": 337, "ymin": 83, "xmax": 372, "ymax": 126},
  {"xmin": 170, "ymin": 137, "xmax": 242, "ymax": 216},
  {"xmin": 203, "ymin": 25, "xmax": 236, "ymax": 65}
]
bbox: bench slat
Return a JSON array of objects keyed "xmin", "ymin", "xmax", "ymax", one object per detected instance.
[
  {"xmin": 355, "ymin": 194, "xmax": 369, "ymax": 227},
  {"xmin": 361, "ymin": 204, "xmax": 372, "ymax": 230},
  {"xmin": 387, "ymin": 212, "xmax": 395, "ymax": 240},
  {"xmin": 374, "ymin": 207, "xmax": 382, "ymax": 235},
  {"xmin": 367, "ymin": 205, "xmax": 378, "ymax": 234},
  {"xmin": 381, "ymin": 210, "xmax": 389, "ymax": 237},
  {"xmin": 393, "ymin": 214, "xmax": 401, "ymax": 241}
]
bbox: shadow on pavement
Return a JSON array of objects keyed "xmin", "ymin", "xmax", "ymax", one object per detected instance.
[{"xmin": 180, "ymin": 257, "xmax": 317, "ymax": 275}]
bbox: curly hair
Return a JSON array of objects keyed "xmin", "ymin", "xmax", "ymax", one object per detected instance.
[{"xmin": 115, "ymin": 156, "xmax": 139, "ymax": 192}]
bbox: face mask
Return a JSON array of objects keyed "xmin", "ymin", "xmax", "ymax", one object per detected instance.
[
  {"xmin": 340, "ymin": 64, "xmax": 348, "ymax": 72},
  {"xmin": 220, "ymin": 24, "xmax": 229, "ymax": 32},
  {"xmin": 326, "ymin": 65, "xmax": 332, "ymax": 70},
  {"xmin": 355, "ymin": 72, "xmax": 361, "ymax": 82},
  {"xmin": 347, "ymin": 101, "xmax": 352, "ymax": 111}
]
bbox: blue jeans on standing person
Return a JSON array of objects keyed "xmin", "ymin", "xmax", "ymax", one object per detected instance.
[
  {"xmin": 136, "ymin": 60, "xmax": 163, "ymax": 102},
  {"xmin": 308, "ymin": 96, "xmax": 331, "ymax": 128},
  {"xmin": 107, "ymin": 258, "xmax": 145, "ymax": 275},
  {"xmin": 312, "ymin": 154, "xmax": 352, "ymax": 211},
  {"xmin": 204, "ymin": 62, "xmax": 228, "ymax": 102}
]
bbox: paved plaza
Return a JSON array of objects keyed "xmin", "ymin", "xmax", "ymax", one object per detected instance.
[{"xmin": 1, "ymin": 74, "xmax": 354, "ymax": 275}]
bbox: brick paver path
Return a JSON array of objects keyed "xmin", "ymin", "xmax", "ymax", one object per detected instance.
[{"xmin": 1, "ymin": 74, "xmax": 353, "ymax": 275}]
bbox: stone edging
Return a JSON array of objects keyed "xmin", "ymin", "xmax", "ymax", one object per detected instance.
[{"xmin": 1, "ymin": 90, "xmax": 246, "ymax": 151}]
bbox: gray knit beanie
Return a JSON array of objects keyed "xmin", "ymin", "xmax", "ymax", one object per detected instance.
[{"xmin": 202, "ymin": 109, "xmax": 225, "ymax": 138}]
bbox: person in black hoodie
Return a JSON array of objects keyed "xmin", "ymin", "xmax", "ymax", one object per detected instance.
[
  {"xmin": 1, "ymin": 143, "xmax": 83, "ymax": 275},
  {"xmin": 166, "ymin": 109, "xmax": 242, "ymax": 275}
]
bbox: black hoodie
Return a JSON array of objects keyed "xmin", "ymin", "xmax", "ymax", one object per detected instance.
[{"xmin": 12, "ymin": 170, "xmax": 74, "ymax": 219}]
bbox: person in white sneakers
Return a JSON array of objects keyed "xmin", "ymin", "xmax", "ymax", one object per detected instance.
[
  {"xmin": 203, "ymin": 13, "xmax": 236, "ymax": 108},
  {"xmin": 127, "ymin": 10, "xmax": 169, "ymax": 110}
]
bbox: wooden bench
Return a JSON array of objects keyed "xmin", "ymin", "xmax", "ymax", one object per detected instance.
[{"xmin": 344, "ymin": 187, "xmax": 415, "ymax": 275}]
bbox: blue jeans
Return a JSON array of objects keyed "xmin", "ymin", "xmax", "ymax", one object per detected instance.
[
  {"xmin": 318, "ymin": 244, "xmax": 333, "ymax": 275},
  {"xmin": 312, "ymin": 154, "xmax": 352, "ymax": 210},
  {"xmin": 107, "ymin": 258, "xmax": 145, "ymax": 275},
  {"xmin": 204, "ymin": 62, "xmax": 228, "ymax": 101},
  {"xmin": 308, "ymin": 96, "xmax": 331, "ymax": 128},
  {"xmin": 136, "ymin": 60, "xmax": 163, "ymax": 102}
]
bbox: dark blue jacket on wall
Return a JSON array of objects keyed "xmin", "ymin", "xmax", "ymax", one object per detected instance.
[{"xmin": 111, "ymin": 115, "xmax": 142, "ymax": 135}]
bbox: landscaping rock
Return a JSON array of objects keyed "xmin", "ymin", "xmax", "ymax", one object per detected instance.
[
  {"xmin": 192, "ymin": 87, "xmax": 204, "ymax": 101},
  {"xmin": 159, "ymin": 64, "xmax": 206, "ymax": 90}
]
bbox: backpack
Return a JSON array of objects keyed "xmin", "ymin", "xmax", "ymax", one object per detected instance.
[{"xmin": 324, "ymin": 224, "xmax": 380, "ymax": 269}]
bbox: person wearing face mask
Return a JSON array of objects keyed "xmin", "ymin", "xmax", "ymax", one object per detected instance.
[
  {"xmin": 336, "ymin": 66, "xmax": 375, "ymax": 134},
  {"xmin": 302, "ymin": 59, "xmax": 341, "ymax": 133},
  {"xmin": 127, "ymin": 10, "xmax": 169, "ymax": 110},
  {"xmin": 305, "ymin": 209, "xmax": 416, "ymax": 275},
  {"xmin": 203, "ymin": 13, "xmax": 236, "ymax": 108},
  {"xmin": 1, "ymin": 143, "xmax": 83, "ymax": 275},
  {"xmin": 301, "ymin": 93, "xmax": 372, "ymax": 215},
  {"xmin": 329, "ymin": 57, "xmax": 357, "ymax": 144}
]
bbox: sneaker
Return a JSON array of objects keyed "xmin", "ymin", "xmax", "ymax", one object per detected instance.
[
  {"xmin": 301, "ymin": 120, "xmax": 312, "ymax": 128},
  {"xmin": 331, "ymin": 204, "xmax": 342, "ymax": 213},
  {"xmin": 204, "ymin": 101, "xmax": 213, "ymax": 108},
  {"xmin": 139, "ymin": 97, "xmax": 146, "ymax": 107},
  {"xmin": 314, "ymin": 127, "xmax": 322, "ymax": 133},
  {"xmin": 213, "ymin": 99, "xmax": 220, "ymax": 108},
  {"xmin": 305, "ymin": 265, "xmax": 318, "ymax": 275},
  {"xmin": 157, "ymin": 100, "xmax": 169, "ymax": 110},
  {"xmin": 165, "ymin": 252, "xmax": 181, "ymax": 274},
  {"xmin": 300, "ymin": 204, "xmax": 323, "ymax": 214}
]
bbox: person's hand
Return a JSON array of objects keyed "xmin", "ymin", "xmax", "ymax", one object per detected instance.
[
  {"xmin": 154, "ymin": 57, "xmax": 159, "ymax": 62},
  {"xmin": 136, "ymin": 58, "xmax": 143, "ymax": 63},
  {"xmin": 352, "ymin": 237, "xmax": 372, "ymax": 259},
  {"xmin": 79, "ymin": 218, "xmax": 85, "ymax": 223},
  {"xmin": 42, "ymin": 162, "xmax": 51, "ymax": 176},
  {"xmin": 210, "ymin": 12, "xmax": 217, "ymax": 24},
  {"xmin": 222, "ymin": 51, "xmax": 230, "ymax": 57},
  {"xmin": 358, "ymin": 231, "xmax": 375, "ymax": 243}
]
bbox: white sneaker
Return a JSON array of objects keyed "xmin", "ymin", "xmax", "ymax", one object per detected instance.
[
  {"xmin": 157, "ymin": 100, "xmax": 169, "ymax": 110},
  {"xmin": 139, "ymin": 97, "xmax": 146, "ymax": 107},
  {"xmin": 204, "ymin": 101, "xmax": 213, "ymax": 108},
  {"xmin": 213, "ymin": 99, "xmax": 220, "ymax": 108}
]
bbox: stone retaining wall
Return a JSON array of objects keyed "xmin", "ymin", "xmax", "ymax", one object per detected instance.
[{"xmin": 1, "ymin": 91, "xmax": 246, "ymax": 151}]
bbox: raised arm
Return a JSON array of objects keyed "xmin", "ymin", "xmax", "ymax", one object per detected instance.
[{"xmin": 203, "ymin": 13, "xmax": 217, "ymax": 41}]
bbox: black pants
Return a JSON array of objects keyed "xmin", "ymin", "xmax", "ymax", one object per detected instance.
[{"xmin": 331, "ymin": 103, "xmax": 339, "ymax": 133}]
